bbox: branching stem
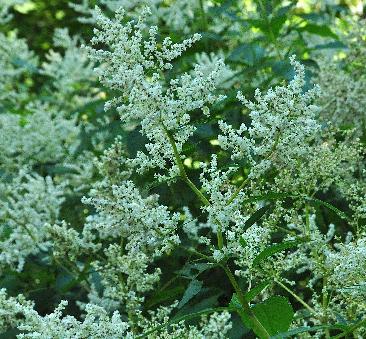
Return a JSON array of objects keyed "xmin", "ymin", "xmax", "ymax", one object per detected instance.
[
  {"xmin": 162, "ymin": 124, "xmax": 209, "ymax": 206},
  {"xmin": 275, "ymin": 279, "xmax": 316, "ymax": 315},
  {"xmin": 162, "ymin": 124, "xmax": 225, "ymax": 249},
  {"xmin": 163, "ymin": 125, "xmax": 270, "ymax": 337},
  {"xmin": 222, "ymin": 265, "xmax": 271, "ymax": 339}
]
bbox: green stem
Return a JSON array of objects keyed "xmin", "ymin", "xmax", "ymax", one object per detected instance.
[
  {"xmin": 275, "ymin": 279, "xmax": 316, "ymax": 315},
  {"xmin": 162, "ymin": 124, "xmax": 225, "ymax": 248},
  {"xmin": 305, "ymin": 204, "xmax": 311, "ymax": 237},
  {"xmin": 163, "ymin": 126, "xmax": 269, "ymax": 337},
  {"xmin": 182, "ymin": 246, "xmax": 215, "ymax": 262},
  {"xmin": 18, "ymin": 222, "xmax": 42, "ymax": 250},
  {"xmin": 322, "ymin": 276, "xmax": 331, "ymax": 339},
  {"xmin": 257, "ymin": 0, "xmax": 282, "ymax": 60},
  {"xmin": 162, "ymin": 125, "xmax": 210, "ymax": 207},
  {"xmin": 332, "ymin": 318, "xmax": 366, "ymax": 339},
  {"xmin": 216, "ymin": 224, "xmax": 224, "ymax": 249},
  {"xmin": 187, "ymin": 246, "xmax": 269, "ymax": 337},
  {"xmin": 226, "ymin": 177, "xmax": 250, "ymax": 206},
  {"xmin": 222, "ymin": 265, "xmax": 270, "ymax": 339},
  {"xmin": 199, "ymin": 0, "xmax": 208, "ymax": 32}
]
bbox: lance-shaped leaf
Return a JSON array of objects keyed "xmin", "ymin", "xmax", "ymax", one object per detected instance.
[
  {"xmin": 178, "ymin": 279, "xmax": 203, "ymax": 309},
  {"xmin": 243, "ymin": 192, "xmax": 294, "ymax": 204},
  {"xmin": 244, "ymin": 280, "xmax": 271, "ymax": 302},
  {"xmin": 253, "ymin": 240, "xmax": 304, "ymax": 267},
  {"xmin": 244, "ymin": 204, "xmax": 273, "ymax": 230},
  {"xmin": 305, "ymin": 197, "xmax": 349, "ymax": 221},
  {"xmin": 270, "ymin": 324, "xmax": 347, "ymax": 338}
]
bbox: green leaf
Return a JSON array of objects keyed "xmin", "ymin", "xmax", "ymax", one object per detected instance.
[
  {"xmin": 0, "ymin": 329, "xmax": 20, "ymax": 338},
  {"xmin": 252, "ymin": 296, "xmax": 294, "ymax": 336},
  {"xmin": 246, "ymin": 18, "xmax": 267, "ymax": 31},
  {"xmin": 228, "ymin": 43, "xmax": 265, "ymax": 65},
  {"xmin": 230, "ymin": 293, "xmax": 294, "ymax": 336},
  {"xmin": 177, "ymin": 262, "xmax": 214, "ymax": 279},
  {"xmin": 242, "ymin": 194, "xmax": 349, "ymax": 222},
  {"xmin": 269, "ymin": 15, "xmax": 287, "ymax": 38},
  {"xmin": 244, "ymin": 280, "xmax": 271, "ymax": 302},
  {"xmin": 229, "ymin": 293, "xmax": 241, "ymax": 309},
  {"xmin": 229, "ymin": 293, "xmax": 251, "ymax": 328},
  {"xmin": 146, "ymin": 286, "xmax": 185, "ymax": 309},
  {"xmin": 305, "ymin": 197, "xmax": 349, "ymax": 221},
  {"xmin": 229, "ymin": 314, "xmax": 251, "ymax": 338},
  {"xmin": 178, "ymin": 279, "xmax": 203, "ymax": 309},
  {"xmin": 297, "ymin": 24, "xmax": 338, "ymax": 39},
  {"xmin": 246, "ymin": 14, "xmax": 287, "ymax": 39},
  {"xmin": 253, "ymin": 240, "xmax": 303, "ymax": 267},
  {"xmin": 272, "ymin": 60, "xmax": 295, "ymax": 81},
  {"xmin": 46, "ymin": 165, "xmax": 80, "ymax": 175},
  {"xmin": 313, "ymin": 41, "xmax": 347, "ymax": 50},
  {"xmin": 0, "ymin": 224, "xmax": 12, "ymax": 241},
  {"xmin": 177, "ymin": 293, "xmax": 223, "ymax": 316},
  {"xmin": 244, "ymin": 204, "xmax": 273, "ymax": 230},
  {"xmin": 270, "ymin": 324, "xmax": 345, "ymax": 338},
  {"xmin": 55, "ymin": 272, "xmax": 75, "ymax": 293},
  {"xmin": 239, "ymin": 236, "xmax": 247, "ymax": 248},
  {"xmin": 277, "ymin": 3, "xmax": 296, "ymax": 16},
  {"xmin": 243, "ymin": 192, "xmax": 293, "ymax": 204}
]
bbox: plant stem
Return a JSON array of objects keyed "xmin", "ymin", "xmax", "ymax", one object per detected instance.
[
  {"xmin": 332, "ymin": 318, "xmax": 366, "ymax": 339},
  {"xmin": 183, "ymin": 246, "xmax": 215, "ymax": 262},
  {"xmin": 162, "ymin": 125, "xmax": 268, "ymax": 337},
  {"xmin": 275, "ymin": 279, "xmax": 316, "ymax": 315},
  {"xmin": 199, "ymin": 0, "xmax": 208, "ymax": 32},
  {"xmin": 305, "ymin": 204, "xmax": 311, "ymax": 237},
  {"xmin": 322, "ymin": 276, "xmax": 331, "ymax": 338},
  {"xmin": 162, "ymin": 127, "xmax": 269, "ymax": 337},
  {"xmin": 226, "ymin": 131, "xmax": 281, "ymax": 206},
  {"xmin": 257, "ymin": 0, "xmax": 282, "ymax": 60},
  {"xmin": 162, "ymin": 125, "xmax": 210, "ymax": 207},
  {"xmin": 222, "ymin": 265, "xmax": 270, "ymax": 339},
  {"xmin": 226, "ymin": 177, "xmax": 250, "ymax": 206},
  {"xmin": 162, "ymin": 125, "xmax": 225, "ymax": 248}
]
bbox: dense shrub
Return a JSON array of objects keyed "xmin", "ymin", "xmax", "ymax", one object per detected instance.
[{"xmin": 1, "ymin": 1, "xmax": 366, "ymax": 338}]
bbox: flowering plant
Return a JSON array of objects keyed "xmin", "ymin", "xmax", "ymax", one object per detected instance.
[{"xmin": 1, "ymin": 1, "xmax": 366, "ymax": 338}]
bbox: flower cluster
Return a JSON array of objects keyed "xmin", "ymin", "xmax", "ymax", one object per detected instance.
[
  {"xmin": 193, "ymin": 51, "xmax": 236, "ymax": 89},
  {"xmin": 84, "ymin": 6, "xmax": 225, "ymax": 177},
  {"xmin": 0, "ymin": 171, "xmax": 65, "ymax": 272},
  {"xmin": 70, "ymin": 0, "xmax": 207, "ymax": 33},
  {"xmin": 41, "ymin": 28, "xmax": 97, "ymax": 109},
  {"xmin": 0, "ymin": 102, "xmax": 79, "ymax": 171},
  {"xmin": 1, "ymin": 2, "xmax": 366, "ymax": 339},
  {"xmin": 0, "ymin": 0, "xmax": 25, "ymax": 23},
  {"xmin": 271, "ymin": 130, "xmax": 362, "ymax": 196},
  {"xmin": 0, "ymin": 15, "xmax": 97, "ymax": 277},
  {"xmin": 81, "ymin": 177, "xmax": 180, "ymax": 309},
  {"xmin": 0, "ymin": 289, "xmax": 232, "ymax": 338},
  {"xmin": 326, "ymin": 236, "xmax": 366, "ymax": 298},
  {"xmin": 0, "ymin": 31, "xmax": 37, "ymax": 110},
  {"xmin": 317, "ymin": 59, "xmax": 366, "ymax": 126},
  {"xmin": 317, "ymin": 17, "xmax": 366, "ymax": 127},
  {"xmin": 219, "ymin": 56, "xmax": 321, "ymax": 178}
]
